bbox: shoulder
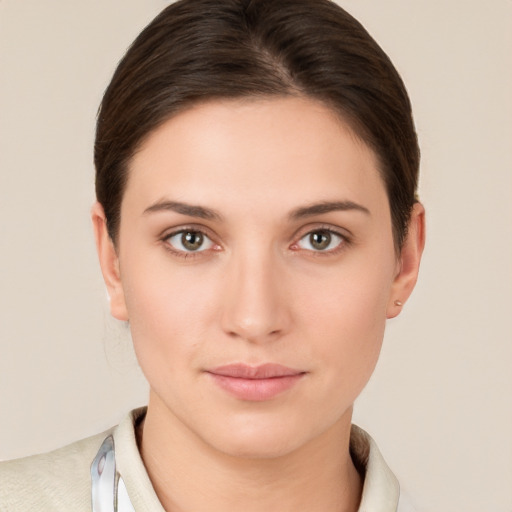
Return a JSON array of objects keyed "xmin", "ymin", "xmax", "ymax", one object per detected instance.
[{"xmin": 0, "ymin": 428, "xmax": 114, "ymax": 512}]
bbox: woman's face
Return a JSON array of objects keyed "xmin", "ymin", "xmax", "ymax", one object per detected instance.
[{"xmin": 96, "ymin": 97, "xmax": 419, "ymax": 458}]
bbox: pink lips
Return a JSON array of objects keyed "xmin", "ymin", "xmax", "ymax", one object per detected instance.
[{"xmin": 206, "ymin": 363, "xmax": 305, "ymax": 401}]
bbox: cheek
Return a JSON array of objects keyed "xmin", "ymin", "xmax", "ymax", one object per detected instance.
[
  {"xmin": 119, "ymin": 253, "xmax": 218, "ymax": 375},
  {"xmin": 297, "ymin": 253, "xmax": 395, "ymax": 389},
  {"xmin": 307, "ymin": 292, "xmax": 386, "ymax": 380}
]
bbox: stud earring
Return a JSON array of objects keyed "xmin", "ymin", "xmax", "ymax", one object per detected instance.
[{"xmin": 394, "ymin": 300, "xmax": 403, "ymax": 307}]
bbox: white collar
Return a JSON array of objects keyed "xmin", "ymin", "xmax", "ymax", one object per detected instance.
[
  {"xmin": 91, "ymin": 408, "xmax": 401, "ymax": 512},
  {"xmin": 350, "ymin": 424, "xmax": 400, "ymax": 511}
]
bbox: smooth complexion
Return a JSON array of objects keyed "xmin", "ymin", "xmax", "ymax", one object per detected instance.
[{"xmin": 93, "ymin": 97, "xmax": 424, "ymax": 512}]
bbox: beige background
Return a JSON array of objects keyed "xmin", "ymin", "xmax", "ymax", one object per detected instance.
[{"xmin": 1, "ymin": 1, "xmax": 511, "ymax": 511}]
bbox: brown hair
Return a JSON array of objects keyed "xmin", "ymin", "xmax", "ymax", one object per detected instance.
[{"xmin": 95, "ymin": 0, "xmax": 419, "ymax": 249}]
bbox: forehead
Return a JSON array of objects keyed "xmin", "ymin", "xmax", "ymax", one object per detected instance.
[{"xmin": 124, "ymin": 97, "xmax": 388, "ymax": 218}]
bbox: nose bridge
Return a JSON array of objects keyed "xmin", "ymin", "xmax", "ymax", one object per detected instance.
[{"xmin": 221, "ymin": 243, "xmax": 288, "ymax": 343}]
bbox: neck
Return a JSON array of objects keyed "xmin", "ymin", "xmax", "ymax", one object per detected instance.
[{"xmin": 139, "ymin": 392, "xmax": 362, "ymax": 512}]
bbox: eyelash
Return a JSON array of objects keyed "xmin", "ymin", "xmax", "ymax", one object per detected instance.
[{"xmin": 160, "ymin": 225, "xmax": 351, "ymax": 259}]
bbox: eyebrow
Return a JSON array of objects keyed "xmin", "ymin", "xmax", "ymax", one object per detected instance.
[
  {"xmin": 143, "ymin": 199, "xmax": 370, "ymax": 222},
  {"xmin": 143, "ymin": 200, "xmax": 223, "ymax": 220},
  {"xmin": 288, "ymin": 200, "xmax": 370, "ymax": 220}
]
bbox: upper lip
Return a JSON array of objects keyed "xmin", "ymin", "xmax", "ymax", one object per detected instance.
[{"xmin": 207, "ymin": 363, "xmax": 305, "ymax": 379}]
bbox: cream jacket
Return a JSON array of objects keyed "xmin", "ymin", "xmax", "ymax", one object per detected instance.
[{"xmin": 0, "ymin": 408, "xmax": 417, "ymax": 511}]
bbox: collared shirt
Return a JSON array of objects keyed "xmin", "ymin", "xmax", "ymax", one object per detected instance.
[{"xmin": 0, "ymin": 408, "xmax": 417, "ymax": 511}]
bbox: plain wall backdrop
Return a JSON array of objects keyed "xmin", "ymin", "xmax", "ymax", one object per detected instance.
[{"xmin": 0, "ymin": 1, "xmax": 511, "ymax": 511}]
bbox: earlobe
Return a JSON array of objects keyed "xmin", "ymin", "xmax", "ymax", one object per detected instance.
[
  {"xmin": 91, "ymin": 202, "xmax": 129, "ymax": 321},
  {"xmin": 386, "ymin": 202, "xmax": 425, "ymax": 319}
]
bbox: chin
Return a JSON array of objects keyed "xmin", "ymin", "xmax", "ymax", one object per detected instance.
[{"xmin": 199, "ymin": 412, "xmax": 321, "ymax": 460}]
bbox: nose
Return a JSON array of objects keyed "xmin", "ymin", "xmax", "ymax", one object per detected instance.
[{"xmin": 221, "ymin": 249, "xmax": 291, "ymax": 344}]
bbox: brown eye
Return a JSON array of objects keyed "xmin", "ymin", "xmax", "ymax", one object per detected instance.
[
  {"xmin": 182, "ymin": 231, "xmax": 204, "ymax": 251},
  {"xmin": 166, "ymin": 230, "xmax": 214, "ymax": 253},
  {"xmin": 297, "ymin": 229, "xmax": 344, "ymax": 252},
  {"xmin": 309, "ymin": 231, "xmax": 331, "ymax": 250}
]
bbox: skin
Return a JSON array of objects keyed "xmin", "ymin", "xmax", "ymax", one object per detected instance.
[{"xmin": 92, "ymin": 97, "xmax": 425, "ymax": 512}]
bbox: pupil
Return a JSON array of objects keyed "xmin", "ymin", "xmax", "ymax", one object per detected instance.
[
  {"xmin": 182, "ymin": 231, "xmax": 203, "ymax": 251},
  {"xmin": 310, "ymin": 231, "xmax": 331, "ymax": 250}
]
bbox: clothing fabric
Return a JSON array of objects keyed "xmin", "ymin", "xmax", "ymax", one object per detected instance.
[{"xmin": 0, "ymin": 407, "xmax": 416, "ymax": 512}]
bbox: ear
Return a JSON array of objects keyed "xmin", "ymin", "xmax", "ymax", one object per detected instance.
[
  {"xmin": 91, "ymin": 202, "xmax": 129, "ymax": 321},
  {"xmin": 387, "ymin": 202, "xmax": 426, "ymax": 319}
]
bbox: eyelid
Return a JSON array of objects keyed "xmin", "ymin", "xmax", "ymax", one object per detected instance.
[
  {"xmin": 291, "ymin": 223, "xmax": 352, "ymax": 241},
  {"xmin": 160, "ymin": 223, "xmax": 218, "ymax": 241}
]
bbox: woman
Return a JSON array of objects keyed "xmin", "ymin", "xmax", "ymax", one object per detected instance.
[{"xmin": 1, "ymin": 0, "xmax": 424, "ymax": 511}]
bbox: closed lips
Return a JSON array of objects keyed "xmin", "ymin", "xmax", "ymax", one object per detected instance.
[
  {"xmin": 207, "ymin": 363, "xmax": 305, "ymax": 379},
  {"xmin": 205, "ymin": 364, "xmax": 306, "ymax": 401}
]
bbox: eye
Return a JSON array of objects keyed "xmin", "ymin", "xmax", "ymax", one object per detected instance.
[
  {"xmin": 296, "ymin": 229, "xmax": 345, "ymax": 252},
  {"xmin": 165, "ymin": 230, "xmax": 214, "ymax": 253}
]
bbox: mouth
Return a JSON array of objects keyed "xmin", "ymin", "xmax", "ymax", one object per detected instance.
[{"xmin": 205, "ymin": 363, "xmax": 306, "ymax": 401}]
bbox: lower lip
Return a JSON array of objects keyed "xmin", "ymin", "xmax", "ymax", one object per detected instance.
[{"xmin": 207, "ymin": 373, "xmax": 304, "ymax": 401}]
